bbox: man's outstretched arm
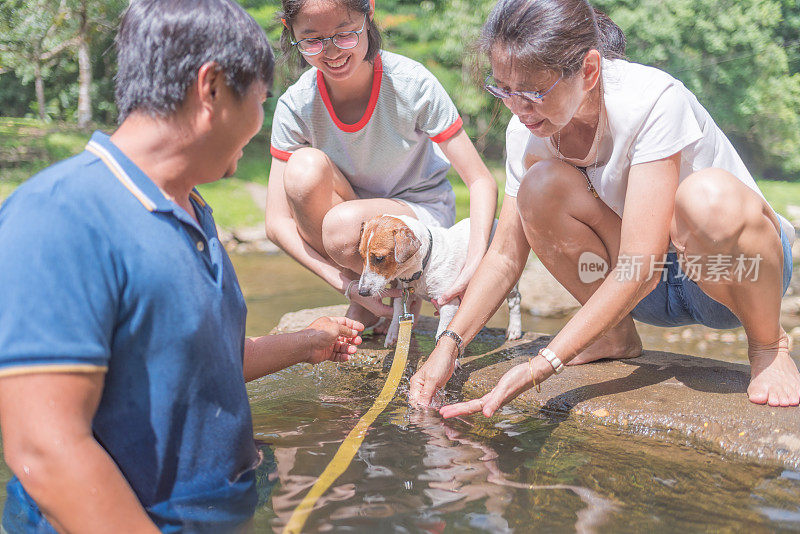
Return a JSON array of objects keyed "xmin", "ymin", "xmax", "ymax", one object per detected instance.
[
  {"xmin": 243, "ymin": 316, "xmax": 364, "ymax": 382},
  {"xmin": 0, "ymin": 372, "xmax": 159, "ymax": 534}
]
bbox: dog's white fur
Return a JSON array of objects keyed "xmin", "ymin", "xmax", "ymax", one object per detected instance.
[{"xmin": 358, "ymin": 215, "xmax": 523, "ymax": 347}]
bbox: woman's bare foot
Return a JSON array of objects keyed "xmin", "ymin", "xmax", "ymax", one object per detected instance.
[
  {"xmin": 747, "ymin": 331, "xmax": 800, "ymax": 406},
  {"xmin": 568, "ymin": 319, "xmax": 643, "ymax": 365}
]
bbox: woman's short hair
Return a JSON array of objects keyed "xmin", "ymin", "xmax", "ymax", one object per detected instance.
[{"xmin": 115, "ymin": 0, "xmax": 274, "ymax": 122}]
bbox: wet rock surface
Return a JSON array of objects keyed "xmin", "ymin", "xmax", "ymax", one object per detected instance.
[{"xmin": 275, "ymin": 305, "xmax": 800, "ymax": 470}]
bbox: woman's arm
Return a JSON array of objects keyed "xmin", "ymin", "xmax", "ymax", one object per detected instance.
[
  {"xmin": 436, "ymin": 130, "xmax": 499, "ymax": 305},
  {"xmin": 409, "ymin": 195, "xmax": 530, "ymax": 405},
  {"xmin": 440, "ymin": 153, "xmax": 681, "ymax": 417},
  {"xmin": 264, "ymin": 157, "xmax": 394, "ymax": 317},
  {"xmin": 0, "ymin": 372, "xmax": 160, "ymax": 533},
  {"xmin": 243, "ymin": 317, "xmax": 363, "ymax": 382}
]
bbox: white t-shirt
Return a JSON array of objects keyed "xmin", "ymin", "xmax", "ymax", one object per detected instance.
[
  {"xmin": 271, "ymin": 50, "xmax": 462, "ymax": 216},
  {"xmin": 505, "ymin": 58, "xmax": 792, "ymax": 237}
]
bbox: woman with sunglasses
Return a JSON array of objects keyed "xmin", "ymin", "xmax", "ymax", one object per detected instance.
[
  {"xmin": 410, "ymin": 0, "xmax": 800, "ymax": 410},
  {"xmin": 266, "ymin": 0, "xmax": 498, "ymax": 329}
]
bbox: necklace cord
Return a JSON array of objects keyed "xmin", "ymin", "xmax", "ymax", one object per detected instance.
[{"xmin": 554, "ymin": 85, "xmax": 602, "ymax": 199}]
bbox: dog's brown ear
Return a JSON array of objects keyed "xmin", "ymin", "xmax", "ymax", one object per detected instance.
[
  {"xmin": 358, "ymin": 220, "xmax": 369, "ymax": 259},
  {"xmin": 394, "ymin": 227, "xmax": 421, "ymax": 263}
]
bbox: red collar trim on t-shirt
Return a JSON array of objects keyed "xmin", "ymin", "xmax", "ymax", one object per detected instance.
[{"xmin": 317, "ymin": 53, "xmax": 383, "ymax": 133}]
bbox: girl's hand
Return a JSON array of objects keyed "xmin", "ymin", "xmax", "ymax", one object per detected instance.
[
  {"xmin": 349, "ymin": 287, "xmax": 403, "ymax": 318},
  {"xmin": 439, "ymin": 362, "xmax": 534, "ymax": 418},
  {"xmin": 304, "ymin": 317, "xmax": 365, "ymax": 364},
  {"xmin": 437, "ymin": 260, "xmax": 479, "ymax": 307}
]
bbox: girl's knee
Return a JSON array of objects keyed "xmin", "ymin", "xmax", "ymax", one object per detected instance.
[
  {"xmin": 321, "ymin": 203, "xmax": 362, "ymax": 258},
  {"xmin": 283, "ymin": 147, "xmax": 332, "ymax": 199}
]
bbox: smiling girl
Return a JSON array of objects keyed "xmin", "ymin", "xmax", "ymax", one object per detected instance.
[{"xmin": 266, "ymin": 0, "xmax": 498, "ymax": 328}]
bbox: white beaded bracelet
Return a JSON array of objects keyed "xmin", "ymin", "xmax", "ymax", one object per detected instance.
[{"xmin": 539, "ymin": 347, "xmax": 565, "ymax": 374}]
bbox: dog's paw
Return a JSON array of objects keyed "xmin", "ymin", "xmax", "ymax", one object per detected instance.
[
  {"xmin": 384, "ymin": 324, "xmax": 400, "ymax": 347},
  {"xmin": 505, "ymin": 327, "xmax": 523, "ymax": 341}
]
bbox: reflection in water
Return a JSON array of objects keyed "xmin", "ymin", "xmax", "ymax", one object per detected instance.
[
  {"xmin": 261, "ymin": 395, "xmax": 616, "ymax": 533},
  {"xmin": 404, "ymin": 410, "xmax": 617, "ymax": 534}
]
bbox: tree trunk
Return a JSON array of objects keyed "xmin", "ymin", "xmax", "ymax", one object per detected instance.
[
  {"xmin": 76, "ymin": 0, "xmax": 91, "ymax": 129},
  {"xmin": 34, "ymin": 62, "xmax": 46, "ymax": 122}
]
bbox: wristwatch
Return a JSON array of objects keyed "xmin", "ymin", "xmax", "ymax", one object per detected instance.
[{"xmin": 436, "ymin": 329, "xmax": 463, "ymax": 357}]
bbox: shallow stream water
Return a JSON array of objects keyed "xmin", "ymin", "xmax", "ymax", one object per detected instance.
[
  {"xmin": 1, "ymin": 253, "xmax": 799, "ymax": 532},
  {"xmin": 237, "ymin": 253, "xmax": 800, "ymax": 532}
]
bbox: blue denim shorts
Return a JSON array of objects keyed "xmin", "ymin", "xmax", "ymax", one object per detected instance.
[{"xmin": 631, "ymin": 224, "xmax": 793, "ymax": 329}]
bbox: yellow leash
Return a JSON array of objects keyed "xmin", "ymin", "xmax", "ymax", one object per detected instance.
[{"xmin": 284, "ymin": 291, "xmax": 415, "ymax": 534}]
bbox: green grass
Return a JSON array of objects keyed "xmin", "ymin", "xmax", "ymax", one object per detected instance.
[
  {"xmin": 756, "ymin": 180, "xmax": 800, "ymax": 218},
  {"xmin": 0, "ymin": 117, "xmax": 270, "ymax": 230},
  {"xmin": 196, "ymin": 178, "xmax": 264, "ymax": 230},
  {"xmin": 4, "ymin": 117, "xmax": 800, "ymax": 230},
  {"xmin": 0, "ymin": 117, "xmax": 91, "ymax": 185}
]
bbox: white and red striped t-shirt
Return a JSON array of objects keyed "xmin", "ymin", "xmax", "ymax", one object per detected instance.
[{"xmin": 270, "ymin": 50, "xmax": 463, "ymax": 213}]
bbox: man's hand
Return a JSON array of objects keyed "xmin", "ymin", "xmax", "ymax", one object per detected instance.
[
  {"xmin": 304, "ymin": 317, "xmax": 365, "ymax": 364},
  {"xmin": 439, "ymin": 362, "xmax": 534, "ymax": 418},
  {"xmin": 408, "ymin": 342, "xmax": 459, "ymax": 406}
]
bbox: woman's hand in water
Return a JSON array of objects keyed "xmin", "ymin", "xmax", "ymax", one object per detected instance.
[
  {"xmin": 409, "ymin": 341, "xmax": 459, "ymax": 406},
  {"xmin": 304, "ymin": 317, "xmax": 365, "ymax": 364},
  {"xmin": 439, "ymin": 358, "xmax": 551, "ymax": 418}
]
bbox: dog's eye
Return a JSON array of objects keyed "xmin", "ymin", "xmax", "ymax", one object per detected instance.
[{"xmin": 372, "ymin": 255, "xmax": 385, "ymax": 264}]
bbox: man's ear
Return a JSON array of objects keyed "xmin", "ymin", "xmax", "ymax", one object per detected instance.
[
  {"xmin": 394, "ymin": 227, "xmax": 421, "ymax": 263},
  {"xmin": 196, "ymin": 61, "xmax": 223, "ymax": 111}
]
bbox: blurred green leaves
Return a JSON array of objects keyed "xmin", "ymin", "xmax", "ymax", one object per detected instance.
[
  {"xmin": 596, "ymin": 0, "xmax": 800, "ymax": 176},
  {"xmin": 1, "ymin": 0, "xmax": 798, "ymax": 177}
]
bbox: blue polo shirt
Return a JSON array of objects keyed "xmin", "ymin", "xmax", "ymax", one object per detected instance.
[{"xmin": 0, "ymin": 132, "xmax": 260, "ymax": 532}]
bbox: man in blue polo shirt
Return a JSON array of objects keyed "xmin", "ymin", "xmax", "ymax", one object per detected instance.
[{"xmin": 0, "ymin": 1, "xmax": 363, "ymax": 532}]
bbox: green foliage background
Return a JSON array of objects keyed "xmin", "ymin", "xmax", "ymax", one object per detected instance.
[{"xmin": 1, "ymin": 0, "xmax": 799, "ymax": 177}]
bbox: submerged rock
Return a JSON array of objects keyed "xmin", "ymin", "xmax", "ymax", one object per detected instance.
[{"xmin": 274, "ymin": 306, "xmax": 800, "ymax": 470}]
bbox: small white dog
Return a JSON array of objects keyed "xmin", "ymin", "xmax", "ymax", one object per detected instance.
[{"xmin": 357, "ymin": 214, "xmax": 522, "ymax": 347}]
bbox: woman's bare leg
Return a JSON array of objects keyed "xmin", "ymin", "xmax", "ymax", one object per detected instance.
[
  {"xmin": 517, "ymin": 160, "xmax": 642, "ymax": 364},
  {"xmin": 671, "ymin": 169, "xmax": 800, "ymax": 406}
]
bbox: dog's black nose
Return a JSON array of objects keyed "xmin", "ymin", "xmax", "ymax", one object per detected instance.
[{"xmin": 358, "ymin": 288, "xmax": 371, "ymax": 297}]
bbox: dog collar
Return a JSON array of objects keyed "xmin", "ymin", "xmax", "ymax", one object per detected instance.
[{"xmin": 399, "ymin": 228, "xmax": 433, "ymax": 284}]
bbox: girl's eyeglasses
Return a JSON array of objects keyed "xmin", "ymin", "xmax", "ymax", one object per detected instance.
[
  {"xmin": 291, "ymin": 15, "xmax": 367, "ymax": 56},
  {"xmin": 484, "ymin": 74, "xmax": 563, "ymax": 104}
]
